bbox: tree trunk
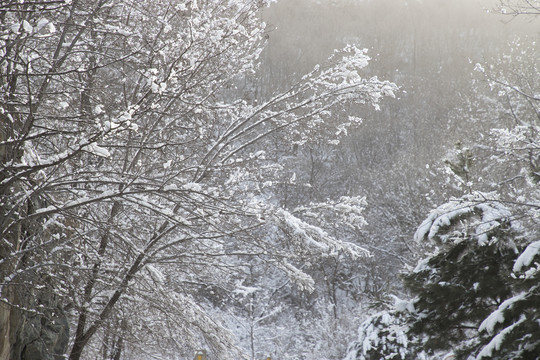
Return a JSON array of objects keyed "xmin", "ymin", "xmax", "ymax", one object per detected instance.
[{"xmin": 0, "ymin": 301, "xmax": 11, "ymax": 360}]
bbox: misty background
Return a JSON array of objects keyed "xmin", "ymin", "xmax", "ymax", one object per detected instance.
[
  {"xmin": 257, "ymin": 0, "xmax": 538, "ymax": 263},
  {"xmin": 236, "ymin": 1, "xmax": 539, "ymax": 356}
]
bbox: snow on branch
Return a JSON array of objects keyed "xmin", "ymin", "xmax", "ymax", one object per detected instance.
[
  {"xmin": 476, "ymin": 315, "xmax": 526, "ymax": 359},
  {"xmin": 274, "ymin": 260, "xmax": 315, "ymax": 293},
  {"xmin": 414, "ymin": 192, "xmax": 514, "ymax": 246},
  {"xmin": 478, "ymin": 292, "xmax": 527, "ymax": 335},
  {"xmin": 344, "ymin": 310, "xmax": 412, "ymax": 360},
  {"xmin": 273, "ymin": 203, "xmax": 370, "ymax": 259},
  {"xmin": 513, "ymin": 240, "xmax": 540, "ymax": 273}
]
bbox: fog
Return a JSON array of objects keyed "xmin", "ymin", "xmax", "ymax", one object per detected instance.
[
  {"xmin": 258, "ymin": 0, "xmax": 538, "ymax": 188},
  {"xmin": 262, "ymin": 0, "xmax": 538, "ymax": 80}
]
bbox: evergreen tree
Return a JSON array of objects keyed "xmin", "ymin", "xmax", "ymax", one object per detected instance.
[
  {"xmin": 405, "ymin": 195, "xmax": 523, "ymax": 358},
  {"xmin": 345, "ymin": 23, "xmax": 539, "ymax": 360}
]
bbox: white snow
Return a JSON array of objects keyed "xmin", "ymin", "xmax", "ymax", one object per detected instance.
[
  {"xmin": 93, "ymin": 104, "xmax": 104, "ymax": 115},
  {"xmin": 183, "ymin": 182, "xmax": 202, "ymax": 192},
  {"xmin": 479, "ymin": 292, "xmax": 526, "ymax": 334},
  {"xmin": 34, "ymin": 205, "xmax": 57, "ymax": 215},
  {"xmin": 278, "ymin": 261, "xmax": 315, "ymax": 293},
  {"xmin": 413, "ymin": 257, "xmax": 431, "ymax": 273},
  {"xmin": 391, "ymin": 295, "xmax": 416, "ymax": 314},
  {"xmin": 476, "ymin": 315, "xmax": 525, "ymax": 359},
  {"xmin": 22, "ymin": 20, "xmax": 33, "ymax": 33},
  {"xmin": 83, "ymin": 142, "xmax": 111, "ymax": 158},
  {"xmin": 163, "ymin": 184, "xmax": 177, "ymax": 191},
  {"xmin": 146, "ymin": 264, "xmax": 166, "ymax": 285},
  {"xmin": 63, "ymin": 196, "xmax": 91, "ymax": 209},
  {"xmin": 347, "ymin": 310, "xmax": 410, "ymax": 360},
  {"xmin": 35, "ymin": 18, "xmax": 50, "ymax": 31},
  {"xmin": 474, "ymin": 63, "xmax": 485, "ymax": 73},
  {"xmin": 232, "ymin": 284, "xmax": 258, "ymax": 297},
  {"xmin": 414, "ymin": 193, "xmax": 512, "ymax": 245},
  {"xmin": 513, "ymin": 240, "xmax": 540, "ymax": 272}
]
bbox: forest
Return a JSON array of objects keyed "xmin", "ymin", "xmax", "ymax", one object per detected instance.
[{"xmin": 0, "ymin": 0, "xmax": 539, "ymax": 359}]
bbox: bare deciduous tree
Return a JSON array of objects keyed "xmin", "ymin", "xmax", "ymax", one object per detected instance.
[{"xmin": 0, "ymin": 0, "xmax": 396, "ymax": 358}]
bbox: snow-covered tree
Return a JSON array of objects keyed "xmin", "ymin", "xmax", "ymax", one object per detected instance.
[
  {"xmin": 344, "ymin": 22, "xmax": 539, "ymax": 360},
  {"xmin": 0, "ymin": 0, "xmax": 396, "ymax": 358},
  {"xmin": 407, "ymin": 194, "xmax": 524, "ymax": 358},
  {"xmin": 345, "ymin": 191, "xmax": 539, "ymax": 360}
]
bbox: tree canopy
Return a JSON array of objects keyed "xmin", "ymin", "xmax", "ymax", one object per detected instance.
[{"xmin": 0, "ymin": 0, "xmax": 396, "ymax": 359}]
